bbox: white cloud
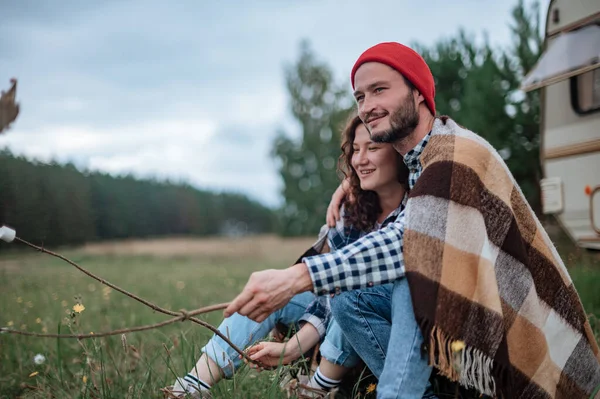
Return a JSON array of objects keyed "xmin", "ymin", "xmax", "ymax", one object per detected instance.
[{"xmin": 0, "ymin": 118, "xmax": 216, "ymax": 156}]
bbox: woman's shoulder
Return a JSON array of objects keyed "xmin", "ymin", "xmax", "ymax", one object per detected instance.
[{"xmin": 326, "ymin": 204, "xmax": 352, "ymax": 250}]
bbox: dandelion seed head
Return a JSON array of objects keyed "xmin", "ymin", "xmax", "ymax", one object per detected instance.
[
  {"xmin": 34, "ymin": 354, "xmax": 46, "ymax": 365},
  {"xmin": 16, "ymin": 297, "xmax": 23, "ymax": 303}
]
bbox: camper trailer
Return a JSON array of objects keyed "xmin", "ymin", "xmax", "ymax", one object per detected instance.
[{"xmin": 522, "ymin": 0, "xmax": 600, "ymax": 250}]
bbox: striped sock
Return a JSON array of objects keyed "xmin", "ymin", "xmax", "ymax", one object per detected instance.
[
  {"xmin": 308, "ymin": 366, "xmax": 342, "ymax": 391},
  {"xmin": 183, "ymin": 373, "xmax": 211, "ymax": 392}
]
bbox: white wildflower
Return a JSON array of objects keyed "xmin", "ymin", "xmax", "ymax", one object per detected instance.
[{"xmin": 34, "ymin": 354, "xmax": 46, "ymax": 365}]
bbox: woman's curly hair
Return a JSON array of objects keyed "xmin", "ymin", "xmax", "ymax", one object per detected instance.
[{"xmin": 337, "ymin": 114, "xmax": 409, "ymax": 232}]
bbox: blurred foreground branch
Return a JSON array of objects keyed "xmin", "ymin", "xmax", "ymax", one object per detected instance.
[{"xmin": 0, "ymin": 78, "xmax": 19, "ymax": 134}]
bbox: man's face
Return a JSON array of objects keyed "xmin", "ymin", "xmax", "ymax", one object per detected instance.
[{"xmin": 353, "ymin": 62, "xmax": 419, "ymax": 144}]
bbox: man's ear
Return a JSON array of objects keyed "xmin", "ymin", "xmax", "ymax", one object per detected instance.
[
  {"xmin": 414, "ymin": 90, "xmax": 425, "ymax": 105},
  {"xmin": 413, "ymin": 89, "xmax": 425, "ymax": 108}
]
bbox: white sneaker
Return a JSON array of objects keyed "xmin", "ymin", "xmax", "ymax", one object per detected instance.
[
  {"xmin": 161, "ymin": 377, "xmax": 212, "ymax": 399},
  {"xmin": 280, "ymin": 374, "xmax": 335, "ymax": 399}
]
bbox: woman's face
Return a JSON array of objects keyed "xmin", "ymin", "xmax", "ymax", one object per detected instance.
[{"xmin": 351, "ymin": 123, "xmax": 400, "ymax": 192}]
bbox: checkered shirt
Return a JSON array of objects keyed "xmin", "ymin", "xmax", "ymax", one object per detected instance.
[
  {"xmin": 299, "ymin": 204, "xmax": 403, "ymax": 337},
  {"xmin": 328, "ymin": 204, "xmax": 404, "ymax": 252},
  {"xmin": 303, "ymin": 131, "xmax": 431, "ymax": 295},
  {"xmin": 404, "ymin": 131, "xmax": 431, "ymax": 188}
]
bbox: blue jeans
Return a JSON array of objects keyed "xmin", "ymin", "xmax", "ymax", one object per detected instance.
[
  {"xmin": 331, "ymin": 279, "xmax": 436, "ymax": 399},
  {"xmin": 320, "ymin": 319, "xmax": 361, "ymax": 368},
  {"xmin": 201, "ymin": 291, "xmax": 315, "ymax": 377}
]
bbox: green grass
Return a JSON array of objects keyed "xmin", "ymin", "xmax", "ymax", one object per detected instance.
[
  {"xmin": 0, "ymin": 247, "xmax": 299, "ymax": 398},
  {"xmin": 0, "ymin": 234, "xmax": 598, "ymax": 398}
]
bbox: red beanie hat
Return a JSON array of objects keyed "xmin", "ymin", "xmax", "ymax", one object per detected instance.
[{"xmin": 351, "ymin": 42, "xmax": 436, "ymax": 116}]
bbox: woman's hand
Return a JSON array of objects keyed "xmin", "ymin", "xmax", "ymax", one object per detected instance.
[
  {"xmin": 243, "ymin": 341, "xmax": 300, "ymax": 369},
  {"xmin": 326, "ymin": 178, "xmax": 350, "ymax": 227}
]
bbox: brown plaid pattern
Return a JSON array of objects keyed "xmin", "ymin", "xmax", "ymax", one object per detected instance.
[{"xmin": 403, "ymin": 117, "xmax": 600, "ymax": 398}]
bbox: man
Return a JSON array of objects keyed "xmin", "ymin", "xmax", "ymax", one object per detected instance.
[{"xmin": 225, "ymin": 43, "xmax": 600, "ymax": 398}]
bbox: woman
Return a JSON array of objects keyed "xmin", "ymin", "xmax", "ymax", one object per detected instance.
[{"xmin": 167, "ymin": 115, "xmax": 408, "ymax": 398}]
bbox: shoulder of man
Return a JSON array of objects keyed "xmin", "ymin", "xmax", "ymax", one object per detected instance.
[{"xmin": 422, "ymin": 116, "xmax": 501, "ymax": 169}]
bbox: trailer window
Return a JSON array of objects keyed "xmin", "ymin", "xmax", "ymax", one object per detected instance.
[
  {"xmin": 522, "ymin": 24, "xmax": 600, "ymax": 92},
  {"xmin": 571, "ymin": 68, "xmax": 600, "ymax": 114}
]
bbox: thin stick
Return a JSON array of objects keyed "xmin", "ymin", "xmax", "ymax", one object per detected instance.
[
  {"xmin": 0, "ymin": 303, "xmax": 230, "ymax": 339},
  {"xmin": 15, "ymin": 237, "xmax": 178, "ymax": 317},
  {"xmin": 1, "ymin": 315, "xmax": 187, "ymax": 339},
  {"xmin": 10, "ymin": 237, "xmax": 265, "ymax": 366}
]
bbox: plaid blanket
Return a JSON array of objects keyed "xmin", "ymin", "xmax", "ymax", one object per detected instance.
[{"xmin": 404, "ymin": 117, "xmax": 600, "ymax": 398}]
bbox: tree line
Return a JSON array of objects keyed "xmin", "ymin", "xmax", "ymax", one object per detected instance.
[{"xmin": 0, "ymin": 149, "xmax": 274, "ymax": 247}]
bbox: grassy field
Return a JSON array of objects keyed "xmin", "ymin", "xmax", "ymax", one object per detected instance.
[{"xmin": 0, "ymin": 232, "xmax": 599, "ymax": 398}]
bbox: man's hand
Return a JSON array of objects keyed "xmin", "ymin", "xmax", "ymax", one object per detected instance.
[
  {"xmin": 224, "ymin": 263, "xmax": 313, "ymax": 322},
  {"xmin": 326, "ymin": 179, "xmax": 350, "ymax": 227}
]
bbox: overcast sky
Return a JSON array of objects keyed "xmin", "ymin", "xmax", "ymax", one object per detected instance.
[{"xmin": 0, "ymin": 0, "xmax": 549, "ymax": 206}]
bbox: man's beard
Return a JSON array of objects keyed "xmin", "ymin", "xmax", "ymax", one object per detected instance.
[{"xmin": 369, "ymin": 92, "xmax": 419, "ymax": 144}]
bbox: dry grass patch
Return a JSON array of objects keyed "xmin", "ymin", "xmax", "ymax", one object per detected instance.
[{"xmin": 79, "ymin": 235, "xmax": 316, "ymax": 263}]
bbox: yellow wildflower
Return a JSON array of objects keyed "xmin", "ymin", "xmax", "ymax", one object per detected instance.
[
  {"xmin": 29, "ymin": 371, "xmax": 39, "ymax": 377},
  {"xmin": 42, "ymin": 327, "xmax": 48, "ymax": 333},
  {"xmin": 7, "ymin": 321, "xmax": 13, "ymax": 327},
  {"xmin": 16, "ymin": 297, "xmax": 23, "ymax": 303},
  {"xmin": 83, "ymin": 375, "xmax": 88, "ymax": 383},
  {"xmin": 366, "ymin": 383, "xmax": 377, "ymax": 394},
  {"xmin": 36, "ymin": 318, "xmax": 42, "ymax": 324},
  {"xmin": 73, "ymin": 304, "xmax": 85, "ymax": 313},
  {"xmin": 451, "ymin": 340, "xmax": 466, "ymax": 352}
]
